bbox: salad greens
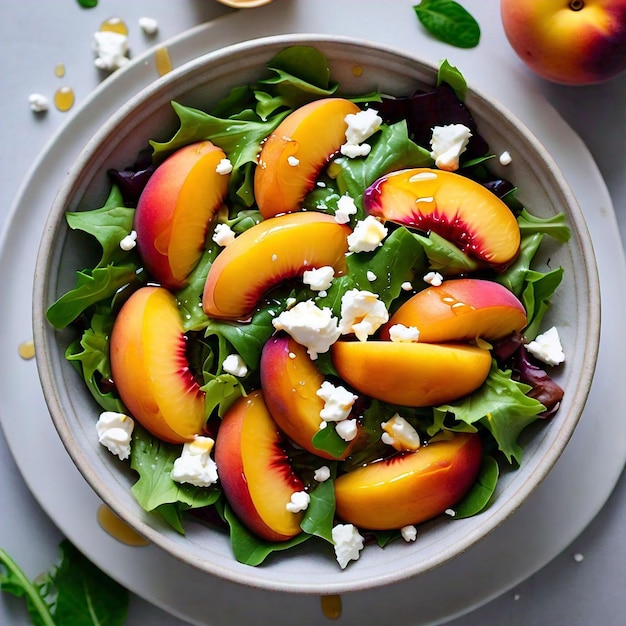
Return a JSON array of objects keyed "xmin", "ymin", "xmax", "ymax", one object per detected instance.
[
  {"xmin": 0, "ymin": 540, "xmax": 128, "ymax": 626},
  {"xmin": 413, "ymin": 0, "xmax": 481, "ymax": 49},
  {"xmin": 46, "ymin": 47, "xmax": 568, "ymax": 567}
]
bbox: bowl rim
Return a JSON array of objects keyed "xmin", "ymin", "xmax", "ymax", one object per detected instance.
[{"xmin": 32, "ymin": 32, "xmax": 601, "ymax": 594}]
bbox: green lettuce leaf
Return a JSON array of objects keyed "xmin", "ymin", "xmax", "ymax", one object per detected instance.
[{"xmin": 433, "ymin": 361, "xmax": 546, "ymax": 464}]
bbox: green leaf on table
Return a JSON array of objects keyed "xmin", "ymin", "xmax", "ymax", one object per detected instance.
[
  {"xmin": 414, "ymin": 0, "xmax": 481, "ymax": 49},
  {"xmin": 0, "ymin": 540, "xmax": 129, "ymax": 626}
]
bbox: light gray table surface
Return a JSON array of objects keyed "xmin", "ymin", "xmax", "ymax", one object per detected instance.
[{"xmin": 1, "ymin": 1, "xmax": 624, "ymax": 625}]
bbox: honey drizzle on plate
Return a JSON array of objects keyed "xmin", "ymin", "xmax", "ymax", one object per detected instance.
[
  {"xmin": 18, "ymin": 339, "xmax": 35, "ymax": 360},
  {"xmin": 320, "ymin": 594, "xmax": 342, "ymax": 620},
  {"xmin": 97, "ymin": 504, "xmax": 150, "ymax": 546}
]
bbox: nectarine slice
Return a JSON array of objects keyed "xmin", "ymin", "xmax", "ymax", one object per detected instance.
[
  {"xmin": 110, "ymin": 286, "xmax": 207, "ymax": 443},
  {"xmin": 380, "ymin": 278, "xmax": 527, "ymax": 343},
  {"xmin": 135, "ymin": 141, "xmax": 229, "ymax": 289},
  {"xmin": 261, "ymin": 336, "xmax": 357, "ymax": 460},
  {"xmin": 364, "ymin": 168, "xmax": 520, "ymax": 266},
  {"xmin": 254, "ymin": 98, "xmax": 361, "ymax": 218},
  {"xmin": 334, "ymin": 432, "xmax": 482, "ymax": 529},
  {"xmin": 202, "ymin": 212, "xmax": 350, "ymax": 320},
  {"xmin": 215, "ymin": 390, "xmax": 305, "ymax": 542},
  {"xmin": 331, "ymin": 341, "xmax": 491, "ymax": 407}
]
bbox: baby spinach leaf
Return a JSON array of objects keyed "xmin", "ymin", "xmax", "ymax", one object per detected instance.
[
  {"xmin": 222, "ymin": 503, "xmax": 310, "ymax": 566},
  {"xmin": 437, "ymin": 59, "xmax": 468, "ymax": 100},
  {"xmin": 414, "ymin": 0, "xmax": 481, "ymax": 49},
  {"xmin": 413, "ymin": 230, "xmax": 479, "ymax": 275},
  {"xmin": 311, "ymin": 425, "xmax": 349, "ymax": 459},
  {"xmin": 451, "ymin": 455, "xmax": 499, "ymax": 518},
  {"xmin": 332, "ymin": 121, "xmax": 433, "ymax": 210},
  {"xmin": 300, "ymin": 480, "xmax": 336, "ymax": 543},
  {"xmin": 200, "ymin": 372, "xmax": 246, "ymax": 419}
]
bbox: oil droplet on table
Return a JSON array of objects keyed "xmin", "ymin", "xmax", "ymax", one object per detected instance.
[
  {"xmin": 54, "ymin": 63, "xmax": 65, "ymax": 78},
  {"xmin": 54, "ymin": 86, "xmax": 75, "ymax": 112},
  {"xmin": 97, "ymin": 504, "xmax": 151, "ymax": 546},
  {"xmin": 155, "ymin": 46, "xmax": 173, "ymax": 76},
  {"xmin": 99, "ymin": 16, "xmax": 128, "ymax": 36},
  {"xmin": 352, "ymin": 65, "xmax": 363, "ymax": 77},
  {"xmin": 320, "ymin": 594, "xmax": 342, "ymax": 620},
  {"xmin": 18, "ymin": 339, "xmax": 35, "ymax": 360}
]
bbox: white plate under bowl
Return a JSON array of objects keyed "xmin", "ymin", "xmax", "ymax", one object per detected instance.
[{"xmin": 31, "ymin": 35, "xmax": 599, "ymax": 595}]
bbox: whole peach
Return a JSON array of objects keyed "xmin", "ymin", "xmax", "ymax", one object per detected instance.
[{"xmin": 501, "ymin": 0, "xmax": 626, "ymax": 84}]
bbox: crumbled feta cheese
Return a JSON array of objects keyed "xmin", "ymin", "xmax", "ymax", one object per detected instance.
[
  {"xmin": 96, "ymin": 411, "xmax": 134, "ymax": 460},
  {"xmin": 316, "ymin": 381, "xmax": 358, "ymax": 422},
  {"xmin": 288, "ymin": 351, "xmax": 297, "ymax": 359},
  {"xmin": 138, "ymin": 16, "xmax": 159, "ymax": 35},
  {"xmin": 381, "ymin": 414, "xmax": 421, "ymax": 451},
  {"xmin": 340, "ymin": 142, "xmax": 371, "ymax": 158},
  {"xmin": 272, "ymin": 300, "xmax": 340, "ymax": 359},
  {"xmin": 499, "ymin": 150, "xmax": 512, "ymax": 166},
  {"xmin": 573, "ymin": 552, "xmax": 584, "ymax": 563},
  {"xmin": 222, "ymin": 354, "xmax": 248, "ymax": 377},
  {"xmin": 525, "ymin": 326, "xmax": 565, "ymax": 366},
  {"xmin": 366, "ymin": 271, "xmax": 377, "ymax": 282},
  {"xmin": 92, "ymin": 31, "xmax": 130, "ymax": 71},
  {"xmin": 430, "ymin": 124, "xmax": 472, "ymax": 171},
  {"xmin": 302, "ymin": 266, "xmax": 335, "ymax": 291},
  {"xmin": 212, "ymin": 223, "xmax": 236, "ymax": 247},
  {"xmin": 423, "ymin": 271, "xmax": 443, "ymax": 286},
  {"xmin": 347, "ymin": 216, "xmax": 388, "ymax": 253},
  {"xmin": 28, "ymin": 93, "xmax": 49, "ymax": 113},
  {"xmin": 332, "ymin": 523, "xmax": 365, "ymax": 569},
  {"xmin": 339, "ymin": 289, "xmax": 389, "ymax": 341},
  {"xmin": 215, "ymin": 158, "xmax": 233, "ymax": 175},
  {"xmin": 340, "ymin": 108, "xmax": 382, "ymax": 158},
  {"xmin": 401, "ymin": 281, "xmax": 413, "ymax": 291},
  {"xmin": 314, "ymin": 465, "xmax": 331, "ymax": 482},
  {"xmin": 286, "ymin": 490, "xmax": 310, "ymax": 513},
  {"xmin": 335, "ymin": 418, "xmax": 358, "ymax": 442},
  {"xmin": 171, "ymin": 436, "xmax": 218, "ymax": 487},
  {"xmin": 401, "ymin": 525, "xmax": 417, "ymax": 542},
  {"xmin": 287, "ymin": 155, "xmax": 300, "ymax": 166},
  {"xmin": 334, "ymin": 194, "xmax": 358, "ymax": 224},
  {"xmin": 445, "ymin": 508, "xmax": 456, "ymax": 517},
  {"xmin": 388, "ymin": 324, "xmax": 420, "ymax": 343},
  {"xmin": 119, "ymin": 229, "xmax": 137, "ymax": 251}
]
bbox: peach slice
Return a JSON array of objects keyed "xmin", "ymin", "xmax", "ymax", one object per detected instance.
[
  {"xmin": 380, "ymin": 278, "xmax": 527, "ymax": 343},
  {"xmin": 135, "ymin": 141, "xmax": 229, "ymax": 289},
  {"xmin": 364, "ymin": 168, "xmax": 521, "ymax": 266},
  {"xmin": 331, "ymin": 341, "xmax": 491, "ymax": 407},
  {"xmin": 214, "ymin": 390, "xmax": 305, "ymax": 542},
  {"xmin": 254, "ymin": 98, "xmax": 361, "ymax": 218},
  {"xmin": 202, "ymin": 211, "xmax": 350, "ymax": 320},
  {"xmin": 334, "ymin": 432, "xmax": 482, "ymax": 529},
  {"xmin": 261, "ymin": 335, "xmax": 358, "ymax": 460},
  {"xmin": 110, "ymin": 286, "xmax": 207, "ymax": 444}
]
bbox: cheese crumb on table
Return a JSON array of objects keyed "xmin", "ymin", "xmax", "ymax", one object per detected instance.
[
  {"xmin": 28, "ymin": 93, "xmax": 49, "ymax": 113},
  {"xmin": 92, "ymin": 31, "xmax": 130, "ymax": 71},
  {"xmin": 139, "ymin": 17, "xmax": 159, "ymax": 36}
]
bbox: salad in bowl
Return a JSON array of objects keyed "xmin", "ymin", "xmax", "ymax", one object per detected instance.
[{"xmin": 34, "ymin": 35, "xmax": 599, "ymax": 592}]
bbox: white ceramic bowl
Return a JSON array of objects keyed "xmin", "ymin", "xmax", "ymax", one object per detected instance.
[{"xmin": 33, "ymin": 34, "xmax": 600, "ymax": 594}]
